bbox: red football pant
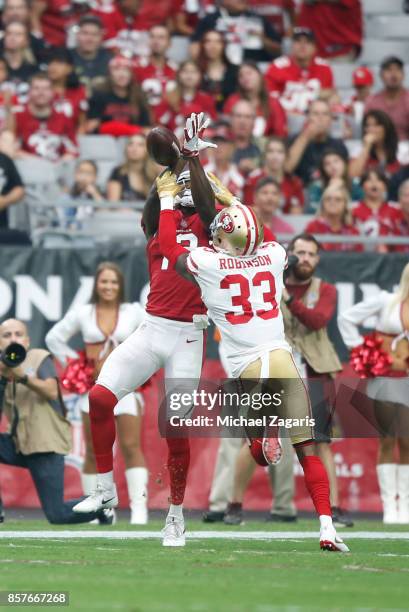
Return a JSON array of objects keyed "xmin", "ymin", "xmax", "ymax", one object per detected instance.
[
  {"xmin": 301, "ymin": 455, "xmax": 332, "ymax": 516},
  {"xmin": 166, "ymin": 437, "xmax": 190, "ymax": 506},
  {"xmin": 89, "ymin": 384, "xmax": 118, "ymax": 473}
]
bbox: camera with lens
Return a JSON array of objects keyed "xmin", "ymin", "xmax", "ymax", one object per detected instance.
[{"xmin": 0, "ymin": 343, "xmax": 27, "ymax": 369}]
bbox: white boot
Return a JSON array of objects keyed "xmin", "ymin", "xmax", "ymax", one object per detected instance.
[
  {"xmin": 376, "ymin": 464, "xmax": 398, "ymax": 524},
  {"xmin": 397, "ymin": 465, "xmax": 409, "ymax": 524},
  {"xmin": 81, "ymin": 473, "xmax": 97, "ymax": 496},
  {"xmin": 125, "ymin": 467, "xmax": 148, "ymax": 525}
]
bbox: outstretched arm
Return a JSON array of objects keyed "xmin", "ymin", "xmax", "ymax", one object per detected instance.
[{"xmin": 142, "ymin": 157, "xmax": 186, "ymax": 239}]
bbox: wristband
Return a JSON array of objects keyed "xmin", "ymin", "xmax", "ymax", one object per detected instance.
[
  {"xmin": 160, "ymin": 195, "xmax": 174, "ymax": 211},
  {"xmin": 18, "ymin": 375, "xmax": 29, "ymax": 385}
]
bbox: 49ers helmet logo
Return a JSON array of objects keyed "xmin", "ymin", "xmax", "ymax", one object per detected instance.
[{"xmin": 219, "ymin": 212, "xmax": 234, "ymax": 233}]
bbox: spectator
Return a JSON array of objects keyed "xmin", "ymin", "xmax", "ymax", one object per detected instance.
[
  {"xmin": 352, "ymin": 169, "xmax": 401, "ymax": 243},
  {"xmin": 173, "ymin": 0, "xmax": 213, "ymax": 36},
  {"xmin": 265, "ymin": 27, "xmax": 334, "ymax": 116},
  {"xmin": 204, "ymin": 121, "xmax": 244, "ymax": 198},
  {"xmin": 344, "ymin": 66, "xmax": 374, "ymax": 133},
  {"xmin": 298, "ymin": 0, "xmax": 362, "ymax": 61},
  {"xmin": 365, "ymin": 57, "xmax": 409, "ymax": 142},
  {"xmin": 307, "ymin": 149, "xmax": 363, "ymax": 213},
  {"xmin": 190, "ymin": 0, "xmax": 281, "ymax": 66},
  {"xmin": 94, "ymin": 0, "xmax": 150, "ymax": 59},
  {"xmin": 0, "ymin": 60, "xmax": 17, "ymax": 132},
  {"xmin": 198, "ymin": 29, "xmax": 238, "ymax": 112},
  {"xmin": 229, "ymin": 99, "xmax": 262, "ymax": 177},
  {"xmin": 0, "ymin": 318, "xmax": 113, "ymax": 525},
  {"xmin": 0, "ymin": 0, "xmax": 47, "ymax": 63},
  {"xmin": 30, "ymin": 0, "xmax": 90, "ymax": 48},
  {"xmin": 86, "ymin": 55, "xmax": 151, "ymax": 135},
  {"xmin": 70, "ymin": 15, "xmax": 113, "ymax": 93},
  {"xmin": 223, "ymin": 62, "xmax": 287, "ymax": 138},
  {"xmin": 381, "ymin": 179, "xmax": 409, "ymax": 253},
  {"xmin": 106, "ymin": 134, "xmax": 157, "ymax": 202},
  {"xmin": 133, "ymin": 25, "xmax": 177, "ymax": 122},
  {"xmin": 249, "ymin": 0, "xmax": 295, "ymax": 38},
  {"xmin": 305, "ymin": 185, "xmax": 362, "ymax": 252},
  {"xmin": 14, "ymin": 73, "xmax": 78, "ymax": 162},
  {"xmin": 389, "ymin": 164, "xmax": 409, "ymax": 202},
  {"xmin": 252, "ymin": 177, "xmax": 294, "ymax": 235},
  {"xmin": 47, "ymin": 48, "xmax": 88, "ymax": 134},
  {"xmin": 156, "ymin": 60, "xmax": 216, "ymax": 134},
  {"xmin": 349, "ymin": 109, "xmax": 400, "ymax": 180},
  {"xmin": 0, "ymin": 136, "xmax": 25, "ymax": 228},
  {"xmin": 1, "ymin": 20, "xmax": 39, "ymax": 102},
  {"xmin": 244, "ymin": 136, "xmax": 304, "ymax": 213},
  {"xmin": 285, "ymin": 99, "xmax": 348, "ymax": 187},
  {"xmin": 58, "ymin": 160, "xmax": 103, "ymax": 228}
]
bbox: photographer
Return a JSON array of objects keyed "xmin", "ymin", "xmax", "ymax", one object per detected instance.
[
  {"xmin": 0, "ymin": 318, "xmax": 112, "ymax": 525},
  {"xmin": 282, "ymin": 234, "xmax": 353, "ymax": 528}
]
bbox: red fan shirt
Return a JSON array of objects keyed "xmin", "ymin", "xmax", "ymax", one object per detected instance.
[
  {"xmin": 53, "ymin": 86, "xmax": 88, "ymax": 126},
  {"xmin": 155, "ymin": 91, "xmax": 217, "ymax": 132},
  {"xmin": 243, "ymin": 168, "xmax": 304, "ymax": 213},
  {"xmin": 15, "ymin": 106, "xmax": 78, "ymax": 162},
  {"xmin": 133, "ymin": 58, "xmax": 177, "ymax": 112},
  {"xmin": 265, "ymin": 55, "xmax": 334, "ymax": 114},
  {"xmin": 248, "ymin": 0, "xmax": 294, "ymax": 37},
  {"xmin": 352, "ymin": 201, "xmax": 401, "ymax": 238},
  {"xmin": 223, "ymin": 93, "xmax": 287, "ymax": 138},
  {"xmin": 305, "ymin": 218, "xmax": 362, "ymax": 252},
  {"xmin": 380, "ymin": 210, "xmax": 409, "ymax": 253},
  {"xmin": 145, "ymin": 209, "xmax": 211, "ymax": 322}
]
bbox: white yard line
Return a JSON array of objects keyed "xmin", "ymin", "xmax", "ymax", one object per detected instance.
[{"xmin": 0, "ymin": 531, "xmax": 408, "ymax": 540}]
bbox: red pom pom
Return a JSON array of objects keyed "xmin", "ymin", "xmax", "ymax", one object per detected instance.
[
  {"xmin": 350, "ymin": 333, "xmax": 393, "ymax": 378},
  {"xmin": 61, "ymin": 351, "xmax": 95, "ymax": 394}
]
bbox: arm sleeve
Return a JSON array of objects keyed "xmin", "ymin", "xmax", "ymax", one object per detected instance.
[
  {"xmin": 338, "ymin": 293, "xmax": 386, "ymax": 349},
  {"xmin": 287, "ymin": 282, "xmax": 337, "ymax": 331},
  {"xmin": 45, "ymin": 307, "xmax": 82, "ymax": 365},
  {"xmin": 158, "ymin": 209, "xmax": 188, "ymax": 268}
]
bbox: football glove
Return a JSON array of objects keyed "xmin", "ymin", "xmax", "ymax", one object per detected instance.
[
  {"xmin": 156, "ymin": 170, "xmax": 183, "ymax": 199},
  {"xmin": 182, "ymin": 112, "xmax": 217, "ymax": 158},
  {"xmin": 207, "ymin": 172, "xmax": 241, "ymax": 207}
]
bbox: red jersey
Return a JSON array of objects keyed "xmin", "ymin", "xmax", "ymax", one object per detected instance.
[
  {"xmin": 223, "ymin": 93, "xmax": 287, "ymax": 138},
  {"xmin": 53, "ymin": 86, "xmax": 88, "ymax": 126},
  {"xmin": 40, "ymin": 0, "xmax": 74, "ymax": 46},
  {"xmin": 305, "ymin": 218, "xmax": 362, "ymax": 252},
  {"xmin": 249, "ymin": 0, "xmax": 294, "ymax": 37},
  {"xmin": 243, "ymin": 168, "xmax": 304, "ymax": 213},
  {"xmin": 134, "ymin": 58, "xmax": 177, "ymax": 111},
  {"xmin": 298, "ymin": 0, "xmax": 362, "ymax": 59},
  {"xmin": 265, "ymin": 55, "xmax": 334, "ymax": 114},
  {"xmin": 381, "ymin": 210, "xmax": 409, "ymax": 253},
  {"xmin": 352, "ymin": 201, "xmax": 401, "ymax": 238},
  {"xmin": 156, "ymin": 91, "xmax": 217, "ymax": 132},
  {"xmin": 146, "ymin": 209, "xmax": 210, "ymax": 322},
  {"xmin": 15, "ymin": 106, "xmax": 78, "ymax": 162}
]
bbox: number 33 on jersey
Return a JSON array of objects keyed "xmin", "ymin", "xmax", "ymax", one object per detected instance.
[{"xmin": 186, "ymin": 241, "xmax": 291, "ymax": 377}]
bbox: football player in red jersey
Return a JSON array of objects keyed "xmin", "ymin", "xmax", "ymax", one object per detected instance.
[{"xmin": 73, "ymin": 114, "xmax": 232, "ymax": 546}]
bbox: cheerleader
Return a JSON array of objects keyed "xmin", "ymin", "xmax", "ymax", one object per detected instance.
[
  {"xmin": 46, "ymin": 262, "xmax": 148, "ymax": 524},
  {"xmin": 338, "ymin": 263, "xmax": 409, "ymax": 524}
]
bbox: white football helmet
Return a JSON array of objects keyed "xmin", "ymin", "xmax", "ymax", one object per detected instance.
[{"xmin": 210, "ymin": 204, "xmax": 264, "ymax": 257}]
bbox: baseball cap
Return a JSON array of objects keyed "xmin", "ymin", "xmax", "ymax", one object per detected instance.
[
  {"xmin": 381, "ymin": 56, "xmax": 404, "ymax": 71},
  {"xmin": 292, "ymin": 27, "xmax": 315, "ymax": 42},
  {"xmin": 352, "ymin": 66, "xmax": 374, "ymax": 87}
]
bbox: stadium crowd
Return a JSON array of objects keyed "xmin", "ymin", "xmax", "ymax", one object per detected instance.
[
  {"xmin": 0, "ymin": 0, "xmax": 409, "ymax": 533},
  {"xmin": 0, "ymin": 0, "xmax": 407, "ymax": 250}
]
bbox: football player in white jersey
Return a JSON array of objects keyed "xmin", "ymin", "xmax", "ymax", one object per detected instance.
[{"xmin": 154, "ymin": 154, "xmax": 349, "ymax": 553}]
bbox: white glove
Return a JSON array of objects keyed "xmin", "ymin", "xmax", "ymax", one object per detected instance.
[{"xmin": 182, "ymin": 112, "xmax": 217, "ymax": 158}]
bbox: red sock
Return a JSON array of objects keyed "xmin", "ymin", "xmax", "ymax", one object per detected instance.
[
  {"xmin": 166, "ymin": 437, "xmax": 190, "ymax": 505},
  {"xmin": 89, "ymin": 384, "xmax": 118, "ymax": 473},
  {"xmin": 301, "ymin": 455, "xmax": 332, "ymax": 517}
]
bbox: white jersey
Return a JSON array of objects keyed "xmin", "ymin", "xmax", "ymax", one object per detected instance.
[{"xmin": 187, "ymin": 241, "xmax": 291, "ymax": 377}]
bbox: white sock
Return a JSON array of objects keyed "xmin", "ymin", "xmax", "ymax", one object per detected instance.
[
  {"xmin": 319, "ymin": 514, "xmax": 333, "ymax": 529},
  {"xmin": 168, "ymin": 504, "xmax": 183, "ymax": 519},
  {"xmin": 81, "ymin": 473, "xmax": 97, "ymax": 496},
  {"xmin": 97, "ymin": 471, "xmax": 114, "ymax": 491}
]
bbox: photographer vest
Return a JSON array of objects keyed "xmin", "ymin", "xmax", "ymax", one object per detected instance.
[
  {"xmin": 282, "ymin": 277, "xmax": 342, "ymax": 376},
  {"xmin": 3, "ymin": 349, "xmax": 72, "ymax": 455}
]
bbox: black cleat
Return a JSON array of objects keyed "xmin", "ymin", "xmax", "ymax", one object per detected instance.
[
  {"xmin": 223, "ymin": 503, "xmax": 243, "ymax": 526},
  {"xmin": 202, "ymin": 510, "xmax": 225, "ymax": 523},
  {"xmin": 331, "ymin": 506, "xmax": 354, "ymax": 528},
  {"xmin": 265, "ymin": 512, "xmax": 297, "ymax": 523}
]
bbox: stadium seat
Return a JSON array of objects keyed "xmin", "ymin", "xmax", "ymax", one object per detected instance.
[
  {"xmin": 78, "ymin": 135, "xmax": 121, "ymax": 162},
  {"xmin": 281, "ymin": 214, "xmax": 313, "ymax": 234},
  {"xmin": 95, "ymin": 160, "xmax": 119, "ymax": 189},
  {"xmin": 362, "ymin": 0, "xmax": 404, "ymax": 15},
  {"xmin": 365, "ymin": 15, "xmax": 409, "ymax": 39},
  {"xmin": 360, "ymin": 39, "xmax": 409, "ymax": 65},
  {"xmin": 331, "ymin": 64, "xmax": 355, "ymax": 89},
  {"xmin": 81, "ymin": 211, "xmax": 145, "ymax": 244},
  {"xmin": 168, "ymin": 36, "xmax": 190, "ymax": 64}
]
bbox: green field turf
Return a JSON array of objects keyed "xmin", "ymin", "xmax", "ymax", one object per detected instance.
[{"xmin": 1, "ymin": 520, "xmax": 409, "ymax": 612}]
